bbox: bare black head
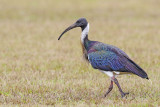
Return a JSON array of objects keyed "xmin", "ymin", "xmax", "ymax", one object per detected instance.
[{"xmin": 58, "ymin": 18, "xmax": 88, "ymax": 40}]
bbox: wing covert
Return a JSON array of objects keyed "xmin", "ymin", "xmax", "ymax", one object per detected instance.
[{"xmin": 88, "ymin": 50, "xmax": 125, "ymax": 71}]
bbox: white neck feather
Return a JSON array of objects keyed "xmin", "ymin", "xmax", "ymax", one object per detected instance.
[{"xmin": 81, "ymin": 23, "xmax": 89, "ymax": 43}]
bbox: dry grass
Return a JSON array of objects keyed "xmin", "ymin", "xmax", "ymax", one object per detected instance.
[{"xmin": 0, "ymin": 0, "xmax": 160, "ymax": 106}]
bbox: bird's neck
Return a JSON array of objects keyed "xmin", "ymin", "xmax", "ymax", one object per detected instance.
[
  {"xmin": 81, "ymin": 23, "xmax": 91, "ymax": 61},
  {"xmin": 81, "ymin": 23, "xmax": 90, "ymax": 47}
]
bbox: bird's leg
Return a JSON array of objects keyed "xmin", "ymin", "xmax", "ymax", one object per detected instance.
[
  {"xmin": 104, "ymin": 80, "xmax": 113, "ymax": 97},
  {"xmin": 112, "ymin": 77, "xmax": 129, "ymax": 98}
]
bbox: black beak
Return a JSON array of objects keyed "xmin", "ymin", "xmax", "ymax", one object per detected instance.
[{"xmin": 58, "ymin": 23, "xmax": 77, "ymax": 40}]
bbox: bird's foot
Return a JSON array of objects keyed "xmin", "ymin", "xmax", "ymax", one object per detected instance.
[
  {"xmin": 121, "ymin": 92, "xmax": 129, "ymax": 98},
  {"xmin": 104, "ymin": 93, "xmax": 109, "ymax": 97}
]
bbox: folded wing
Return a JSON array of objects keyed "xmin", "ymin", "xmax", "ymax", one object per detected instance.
[{"xmin": 88, "ymin": 49, "xmax": 148, "ymax": 79}]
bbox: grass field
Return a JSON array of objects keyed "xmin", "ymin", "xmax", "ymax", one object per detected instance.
[{"xmin": 0, "ymin": 0, "xmax": 160, "ymax": 106}]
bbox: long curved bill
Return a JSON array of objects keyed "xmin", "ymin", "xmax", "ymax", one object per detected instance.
[{"xmin": 58, "ymin": 23, "xmax": 77, "ymax": 40}]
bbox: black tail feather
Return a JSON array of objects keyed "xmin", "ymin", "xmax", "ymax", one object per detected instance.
[{"xmin": 125, "ymin": 56, "xmax": 149, "ymax": 79}]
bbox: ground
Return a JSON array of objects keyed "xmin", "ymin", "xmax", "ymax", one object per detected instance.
[{"xmin": 0, "ymin": 0, "xmax": 160, "ymax": 106}]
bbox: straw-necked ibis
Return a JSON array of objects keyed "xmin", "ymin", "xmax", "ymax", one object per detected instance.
[{"xmin": 58, "ymin": 18, "xmax": 149, "ymax": 98}]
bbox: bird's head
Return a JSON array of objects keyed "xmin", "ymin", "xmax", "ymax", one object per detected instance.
[{"xmin": 58, "ymin": 18, "xmax": 88, "ymax": 40}]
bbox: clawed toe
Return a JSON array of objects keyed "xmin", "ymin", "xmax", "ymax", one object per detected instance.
[
  {"xmin": 121, "ymin": 92, "xmax": 129, "ymax": 98},
  {"xmin": 104, "ymin": 94, "xmax": 107, "ymax": 98},
  {"xmin": 104, "ymin": 93, "xmax": 109, "ymax": 97}
]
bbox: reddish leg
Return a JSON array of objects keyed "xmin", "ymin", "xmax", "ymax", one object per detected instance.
[
  {"xmin": 112, "ymin": 77, "xmax": 129, "ymax": 98},
  {"xmin": 104, "ymin": 80, "xmax": 113, "ymax": 97}
]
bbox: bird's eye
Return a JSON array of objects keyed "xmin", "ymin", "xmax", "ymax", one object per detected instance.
[{"xmin": 77, "ymin": 21, "xmax": 80, "ymax": 23}]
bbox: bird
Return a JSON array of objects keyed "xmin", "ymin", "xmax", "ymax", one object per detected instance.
[{"xmin": 58, "ymin": 18, "xmax": 149, "ymax": 98}]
